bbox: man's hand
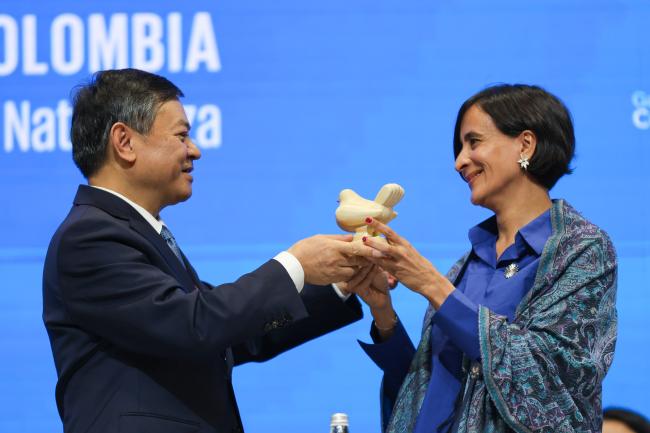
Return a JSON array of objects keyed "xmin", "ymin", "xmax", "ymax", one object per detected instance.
[{"xmin": 288, "ymin": 235, "xmax": 372, "ymax": 285}]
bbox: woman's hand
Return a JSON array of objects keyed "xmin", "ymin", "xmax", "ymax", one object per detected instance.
[
  {"xmin": 336, "ymin": 264, "xmax": 392, "ymax": 311},
  {"xmin": 336, "ymin": 265, "xmax": 398, "ymax": 337},
  {"xmin": 361, "ymin": 217, "xmax": 455, "ymax": 309}
]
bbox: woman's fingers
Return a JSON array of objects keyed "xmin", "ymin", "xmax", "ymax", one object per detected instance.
[
  {"xmin": 386, "ymin": 272, "xmax": 398, "ymax": 289},
  {"xmin": 353, "ymin": 266, "xmax": 379, "ymax": 293},
  {"xmin": 343, "ymin": 265, "xmax": 386, "ymax": 308},
  {"xmin": 365, "ymin": 217, "xmax": 402, "ymax": 245},
  {"xmin": 346, "ymin": 265, "xmax": 374, "ymax": 289},
  {"xmin": 361, "ymin": 235, "xmax": 393, "ymax": 258},
  {"xmin": 339, "ymin": 240, "xmax": 376, "ymax": 259},
  {"xmin": 370, "ymin": 269, "xmax": 390, "ymax": 293},
  {"xmin": 367, "ymin": 257, "xmax": 397, "ymax": 275}
]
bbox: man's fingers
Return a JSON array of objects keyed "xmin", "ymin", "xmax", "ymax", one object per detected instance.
[
  {"xmin": 322, "ymin": 234, "xmax": 354, "ymax": 242},
  {"xmin": 340, "ymin": 241, "xmax": 377, "ymax": 258},
  {"xmin": 335, "ymin": 267, "xmax": 357, "ymax": 282},
  {"xmin": 346, "ymin": 255, "xmax": 370, "ymax": 267}
]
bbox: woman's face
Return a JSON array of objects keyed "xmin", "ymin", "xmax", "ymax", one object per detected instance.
[
  {"xmin": 602, "ymin": 420, "xmax": 637, "ymax": 433},
  {"xmin": 455, "ymin": 104, "xmax": 525, "ymax": 211}
]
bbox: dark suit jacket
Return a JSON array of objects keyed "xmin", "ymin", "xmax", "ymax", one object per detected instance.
[{"xmin": 43, "ymin": 185, "xmax": 363, "ymax": 433}]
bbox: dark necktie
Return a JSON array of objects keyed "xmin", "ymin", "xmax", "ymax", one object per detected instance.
[{"xmin": 160, "ymin": 225, "xmax": 186, "ymax": 268}]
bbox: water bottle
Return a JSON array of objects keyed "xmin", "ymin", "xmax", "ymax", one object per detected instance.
[{"xmin": 330, "ymin": 413, "xmax": 349, "ymax": 433}]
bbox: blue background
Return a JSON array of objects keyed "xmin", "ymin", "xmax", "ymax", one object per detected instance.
[{"xmin": 0, "ymin": 1, "xmax": 648, "ymax": 432}]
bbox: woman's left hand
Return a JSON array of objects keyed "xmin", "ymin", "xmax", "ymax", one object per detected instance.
[
  {"xmin": 361, "ymin": 217, "xmax": 455, "ymax": 309},
  {"xmin": 336, "ymin": 264, "xmax": 392, "ymax": 312}
]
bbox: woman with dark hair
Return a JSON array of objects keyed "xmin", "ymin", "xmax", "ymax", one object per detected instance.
[
  {"xmin": 604, "ymin": 407, "xmax": 650, "ymax": 433},
  {"xmin": 346, "ymin": 84, "xmax": 618, "ymax": 432}
]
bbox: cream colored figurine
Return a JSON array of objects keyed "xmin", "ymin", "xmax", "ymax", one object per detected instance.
[{"xmin": 335, "ymin": 183, "xmax": 405, "ymax": 242}]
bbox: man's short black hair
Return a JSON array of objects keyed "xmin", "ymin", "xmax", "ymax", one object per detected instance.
[
  {"xmin": 453, "ymin": 84, "xmax": 575, "ymax": 190},
  {"xmin": 604, "ymin": 407, "xmax": 650, "ymax": 433},
  {"xmin": 70, "ymin": 68, "xmax": 184, "ymax": 178}
]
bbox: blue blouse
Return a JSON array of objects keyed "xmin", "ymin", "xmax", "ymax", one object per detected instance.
[{"xmin": 361, "ymin": 209, "xmax": 552, "ymax": 433}]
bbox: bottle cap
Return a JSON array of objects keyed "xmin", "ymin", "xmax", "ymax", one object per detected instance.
[{"xmin": 330, "ymin": 413, "xmax": 349, "ymax": 427}]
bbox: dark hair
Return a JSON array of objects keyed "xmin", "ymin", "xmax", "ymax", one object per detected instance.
[
  {"xmin": 604, "ymin": 407, "xmax": 650, "ymax": 433},
  {"xmin": 70, "ymin": 68, "xmax": 184, "ymax": 178},
  {"xmin": 453, "ymin": 84, "xmax": 575, "ymax": 190}
]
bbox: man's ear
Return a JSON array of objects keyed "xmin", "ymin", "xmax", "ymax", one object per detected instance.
[
  {"xmin": 519, "ymin": 130, "xmax": 537, "ymax": 160},
  {"xmin": 109, "ymin": 122, "xmax": 137, "ymax": 164}
]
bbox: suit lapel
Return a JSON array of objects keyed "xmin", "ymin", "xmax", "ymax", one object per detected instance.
[
  {"xmin": 181, "ymin": 253, "xmax": 205, "ymax": 291},
  {"xmin": 128, "ymin": 218, "xmax": 197, "ymax": 293},
  {"xmin": 74, "ymin": 185, "xmax": 197, "ymax": 293}
]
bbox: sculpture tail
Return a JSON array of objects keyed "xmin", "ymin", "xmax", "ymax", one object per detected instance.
[{"xmin": 374, "ymin": 183, "xmax": 405, "ymax": 208}]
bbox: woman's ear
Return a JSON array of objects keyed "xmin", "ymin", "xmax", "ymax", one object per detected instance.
[
  {"xmin": 519, "ymin": 130, "xmax": 537, "ymax": 160},
  {"xmin": 109, "ymin": 122, "xmax": 136, "ymax": 164}
]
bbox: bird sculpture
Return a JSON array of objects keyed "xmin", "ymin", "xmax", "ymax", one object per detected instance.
[{"xmin": 335, "ymin": 183, "xmax": 405, "ymax": 242}]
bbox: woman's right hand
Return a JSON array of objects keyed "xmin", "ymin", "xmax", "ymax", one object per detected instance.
[{"xmin": 361, "ymin": 217, "xmax": 455, "ymax": 309}]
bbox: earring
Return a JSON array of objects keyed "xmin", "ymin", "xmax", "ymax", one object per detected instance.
[{"xmin": 517, "ymin": 154, "xmax": 530, "ymax": 170}]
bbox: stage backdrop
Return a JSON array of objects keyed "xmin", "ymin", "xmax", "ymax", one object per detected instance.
[{"xmin": 1, "ymin": 1, "xmax": 648, "ymax": 432}]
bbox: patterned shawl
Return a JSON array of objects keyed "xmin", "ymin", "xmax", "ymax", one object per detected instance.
[{"xmin": 385, "ymin": 200, "xmax": 618, "ymax": 433}]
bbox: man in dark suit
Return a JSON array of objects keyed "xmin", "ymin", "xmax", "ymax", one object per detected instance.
[{"xmin": 43, "ymin": 69, "xmax": 377, "ymax": 433}]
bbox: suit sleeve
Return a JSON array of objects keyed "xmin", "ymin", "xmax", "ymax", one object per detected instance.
[
  {"xmin": 230, "ymin": 284, "xmax": 363, "ymax": 365},
  {"xmin": 57, "ymin": 216, "xmax": 310, "ymax": 361}
]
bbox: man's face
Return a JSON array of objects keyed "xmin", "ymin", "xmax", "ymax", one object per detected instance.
[{"xmin": 132, "ymin": 100, "xmax": 201, "ymax": 212}]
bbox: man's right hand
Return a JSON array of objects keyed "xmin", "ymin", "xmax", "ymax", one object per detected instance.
[{"xmin": 288, "ymin": 235, "xmax": 372, "ymax": 285}]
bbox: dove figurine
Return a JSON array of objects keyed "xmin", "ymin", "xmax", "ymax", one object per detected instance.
[{"xmin": 335, "ymin": 183, "xmax": 405, "ymax": 242}]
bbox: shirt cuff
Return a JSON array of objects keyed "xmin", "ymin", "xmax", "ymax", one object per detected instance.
[
  {"xmin": 432, "ymin": 288, "xmax": 481, "ymax": 360},
  {"xmin": 358, "ymin": 320, "xmax": 415, "ymax": 385},
  {"xmin": 273, "ymin": 251, "xmax": 304, "ymax": 293},
  {"xmin": 331, "ymin": 283, "xmax": 352, "ymax": 301}
]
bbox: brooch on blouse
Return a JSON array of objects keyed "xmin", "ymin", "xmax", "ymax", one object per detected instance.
[{"xmin": 504, "ymin": 263, "xmax": 519, "ymax": 279}]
